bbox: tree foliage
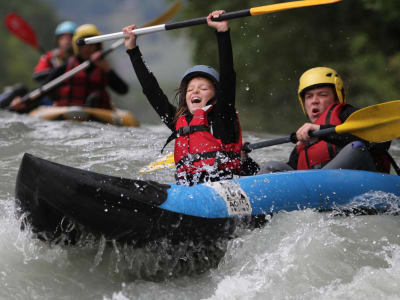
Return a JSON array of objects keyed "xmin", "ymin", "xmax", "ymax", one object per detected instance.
[
  {"xmin": 167, "ymin": 0, "xmax": 400, "ymax": 132},
  {"xmin": 0, "ymin": 0, "xmax": 59, "ymax": 90}
]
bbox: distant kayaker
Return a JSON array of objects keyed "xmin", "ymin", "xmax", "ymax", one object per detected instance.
[
  {"xmin": 33, "ymin": 21, "xmax": 78, "ymax": 84},
  {"xmin": 10, "ymin": 24, "xmax": 129, "ymax": 112},
  {"xmin": 50, "ymin": 24, "xmax": 129, "ymax": 109},
  {"xmin": 123, "ymin": 10, "xmax": 259, "ymax": 185},
  {"xmin": 10, "ymin": 24, "xmax": 129, "ymax": 113},
  {"xmin": 259, "ymin": 67, "xmax": 393, "ymax": 173}
]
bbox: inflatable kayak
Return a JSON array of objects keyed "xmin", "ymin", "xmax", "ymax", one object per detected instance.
[
  {"xmin": 29, "ymin": 106, "xmax": 140, "ymax": 127},
  {"xmin": 15, "ymin": 153, "xmax": 400, "ymax": 247}
]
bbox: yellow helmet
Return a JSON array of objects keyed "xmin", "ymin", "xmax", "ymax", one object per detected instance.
[
  {"xmin": 297, "ymin": 67, "xmax": 345, "ymax": 114},
  {"xmin": 72, "ymin": 24, "xmax": 101, "ymax": 54}
]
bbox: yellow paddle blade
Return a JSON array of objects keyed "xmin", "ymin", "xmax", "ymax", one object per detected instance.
[
  {"xmin": 336, "ymin": 100, "xmax": 400, "ymax": 142},
  {"xmin": 250, "ymin": 0, "xmax": 342, "ymax": 15},
  {"xmin": 143, "ymin": 1, "xmax": 182, "ymax": 27},
  {"xmin": 139, "ymin": 153, "xmax": 175, "ymax": 173}
]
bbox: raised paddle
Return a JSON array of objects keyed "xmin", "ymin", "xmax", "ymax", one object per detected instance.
[
  {"xmin": 140, "ymin": 100, "xmax": 400, "ymax": 173},
  {"xmin": 77, "ymin": 0, "xmax": 342, "ymax": 45},
  {"xmin": 5, "ymin": 13, "xmax": 45, "ymax": 53},
  {"xmin": 7, "ymin": 1, "xmax": 182, "ymax": 113}
]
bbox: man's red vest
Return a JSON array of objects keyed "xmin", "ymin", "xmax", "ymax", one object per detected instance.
[
  {"xmin": 297, "ymin": 103, "xmax": 344, "ymax": 170},
  {"xmin": 57, "ymin": 57, "xmax": 111, "ymax": 109},
  {"xmin": 174, "ymin": 105, "xmax": 242, "ymax": 179},
  {"xmin": 296, "ymin": 103, "xmax": 391, "ymax": 173}
]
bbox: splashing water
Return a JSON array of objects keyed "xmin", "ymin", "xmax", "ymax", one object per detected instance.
[{"xmin": 1, "ymin": 110, "xmax": 400, "ymax": 299}]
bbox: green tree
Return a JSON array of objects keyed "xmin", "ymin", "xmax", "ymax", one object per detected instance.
[
  {"xmin": 0, "ymin": 0, "xmax": 59, "ymax": 90},
  {"xmin": 166, "ymin": 0, "xmax": 400, "ymax": 132}
]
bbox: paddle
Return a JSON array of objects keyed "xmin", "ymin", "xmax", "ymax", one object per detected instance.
[
  {"xmin": 7, "ymin": 1, "xmax": 182, "ymax": 113},
  {"xmin": 77, "ymin": 0, "xmax": 342, "ymax": 45},
  {"xmin": 5, "ymin": 13, "xmax": 45, "ymax": 53},
  {"xmin": 140, "ymin": 100, "xmax": 400, "ymax": 173},
  {"xmin": 244, "ymin": 100, "xmax": 400, "ymax": 152},
  {"xmin": 140, "ymin": 152, "xmax": 175, "ymax": 173}
]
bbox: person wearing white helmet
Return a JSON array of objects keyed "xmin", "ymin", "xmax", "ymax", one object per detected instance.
[
  {"xmin": 123, "ymin": 10, "xmax": 259, "ymax": 185},
  {"xmin": 259, "ymin": 67, "xmax": 393, "ymax": 174},
  {"xmin": 33, "ymin": 21, "xmax": 78, "ymax": 83}
]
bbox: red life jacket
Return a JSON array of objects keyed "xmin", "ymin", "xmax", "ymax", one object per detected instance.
[
  {"xmin": 297, "ymin": 103, "xmax": 391, "ymax": 173},
  {"xmin": 174, "ymin": 105, "xmax": 242, "ymax": 181},
  {"xmin": 57, "ymin": 56, "xmax": 111, "ymax": 109},
  {"xmin": 297, "ymin": 103, "xmax": 344, "ymax": 170},
  {"xmin": 34, "ymin": 49, "xmax": 62, "ymax": 73}
]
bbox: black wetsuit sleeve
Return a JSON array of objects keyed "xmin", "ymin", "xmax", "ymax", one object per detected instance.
[
  {"xmin": 209, "ymin": 30, "xmax": 239, "ymax": 144},
  {"xmin": 216, "ymin": 30, "xmax": 236, "ymax": 108},
  {"xmin": 33, "ymin": 70, "xmax": 51, "ymax": 83},
  {"xmin": 107, "ymin": 70, "xmax": 129, "ymax": 94},
  {"xmin": 126, "ymin": 47, "xmax": 176, "ymax": 131},
  {"xmin": 44, "ymin": 64, "xmax": 67, "ymax": 83}
]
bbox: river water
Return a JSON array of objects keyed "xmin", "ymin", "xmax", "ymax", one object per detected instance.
[{"xmin": 1, "ymin": 109, "xmax": 400, "ymax": 300}]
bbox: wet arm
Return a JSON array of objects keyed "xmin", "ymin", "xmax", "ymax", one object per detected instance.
[
  {"xmin": 107, "ymin": 70, "xmax": 129, "ymax": 94},
  {"xmin": 215, "ymin": 29, "xmax": 236, "ymax": 109},
  {"xmin": 43, "ymin": 64, "xmax": 67, "ymax": 83},
  {"xmin": 126, "ymin": 47, "xmax": 176, "ymax": 130}
]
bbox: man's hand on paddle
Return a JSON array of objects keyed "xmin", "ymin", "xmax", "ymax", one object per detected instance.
[{"xmin": 296, "ymin": 123, "xmax": 320, "ymax": 146}]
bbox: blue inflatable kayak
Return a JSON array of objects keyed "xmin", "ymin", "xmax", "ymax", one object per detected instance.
[{"xmin": 15, "ymin": 153, "xmax": 400, "ymax": 247}]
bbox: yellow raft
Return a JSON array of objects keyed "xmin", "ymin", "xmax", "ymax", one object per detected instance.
[{"xmin": 29, "ymin": 106, "xmax": 140, "ymax": 127}]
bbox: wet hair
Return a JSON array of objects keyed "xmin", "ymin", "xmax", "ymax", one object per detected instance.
[{"xmin": 173, "ymin": 82, "xmax": 189, "ymax": 123}]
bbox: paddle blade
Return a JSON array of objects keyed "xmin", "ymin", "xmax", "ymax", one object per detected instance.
[
  {"xmin": 336, "ymin": 100, "xmax": 400, "ymax": 142},
  {"xmin": 250, "ymin": 0, "xmax": 342, "ymax": 15},
  {"xmin": 5, "ymin": 13, "xmax": 39, "ymax": 49},
  {"xmin": 143, "ymin": 1, "xmax": 182, "ymax": 27},
  {"xmin": 140, "ymin": 153, "xmax": 175, "ymax": 173}
]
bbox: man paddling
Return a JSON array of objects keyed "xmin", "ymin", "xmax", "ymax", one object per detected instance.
[
  {"xmin": 259, "ymin": 67, "xmax": 392, "ymax": 173},
  {"xmin": 10, "ymin": 24, "xmax": 128, "ymax": 112}
]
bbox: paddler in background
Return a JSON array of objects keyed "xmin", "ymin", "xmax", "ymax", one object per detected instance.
[
  {"xmin": 1, "ymin": 21, "xmax": 78, "ymax": 109},
  {"xmin": 32, "ymin": 21, "xmax": 77, "ymax": 107},
  {"xmin": 259, "ymin": 67, "xmax": 394, "ymax": 174},
  {"xmin": 33, "ymin": 21, "xmax": 78, "ymax": 83},
  {"xmin": 123, "ymin": 10, "xmax": 259, "ymax": 186},
  {"xmin": 10, "ymin": 24, "xmax": 128, "ymax": 112}
]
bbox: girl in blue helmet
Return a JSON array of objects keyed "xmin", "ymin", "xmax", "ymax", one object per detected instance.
[{"xmin": 123, "ymin": 10, "xmax": 259, "ymax": 185}]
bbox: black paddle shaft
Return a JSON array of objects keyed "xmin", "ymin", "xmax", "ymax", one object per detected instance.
[
  {"xmin": 242, "ymin": 127, "xmax": 337, "ymax": 152},
  {"xmin": 242, "ymin": 133, "xmax": 297, "ymax": 152},
  {"xmin": 165, "ymin": 9, "xmax": 251, "ymax": 31}
]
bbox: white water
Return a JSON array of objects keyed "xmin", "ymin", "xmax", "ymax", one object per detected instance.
[{"xmin": 1, "ymin": 110, "xmax": 400, "ymax": 300}]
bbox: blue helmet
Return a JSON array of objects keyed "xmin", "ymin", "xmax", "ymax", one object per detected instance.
[
  {"xmin": 55, "ymin": 21, "xmax": 78, "ymax": 36},
  {"xmin": 181, "ymin": 65, "xmax": 220, "ymax": 86}
]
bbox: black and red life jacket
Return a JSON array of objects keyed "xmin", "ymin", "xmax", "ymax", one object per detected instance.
[
  {"xmin": 297, "ymin": 103, "xmax": 344, "ymax": 170},
  {"xmin": 171, "ymin": 105, "xmax": 242, "ymax": 183},
  {"xmin": 57, "ymin": 56, "xmax": 111, "ymax": 109},
  {"xmin": 297, "ymin": 103, "xmax": 391, "ymax": 173}
]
